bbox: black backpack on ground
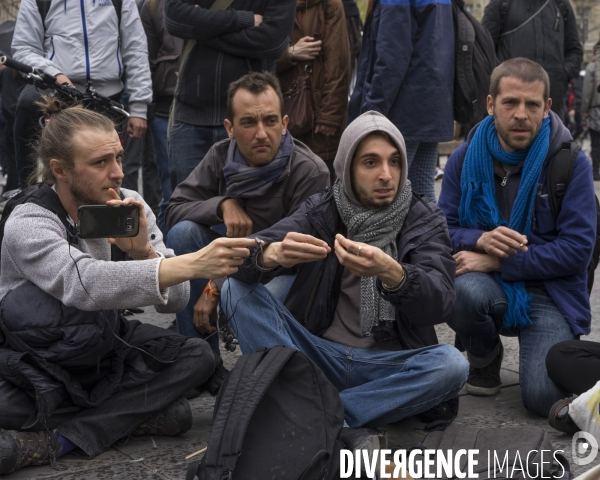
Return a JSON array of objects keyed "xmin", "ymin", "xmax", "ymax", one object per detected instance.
[
  {"xmin": 417, "ymin": 425, "xmax": 570, "ymax": 479},
  {"xmin": 0, "ymin": 184, "xmax": 127, "ymax": 263},
  {"xmin": 186, "ymin": 346, "xmax": 345, "ymax": 480},
  {"xmin": 452, "ymin": 0, "xmax": 498, "ymax": 126}
]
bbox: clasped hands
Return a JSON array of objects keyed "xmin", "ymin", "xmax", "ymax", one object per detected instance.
[{"xmin": 454, "ymin": 226, "xmax": 528, "ymax": 277}]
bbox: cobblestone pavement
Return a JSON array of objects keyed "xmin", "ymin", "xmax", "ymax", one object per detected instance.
[{"xmin": 5, "ymin": 139, "xmax": 600, "ymax": 479}]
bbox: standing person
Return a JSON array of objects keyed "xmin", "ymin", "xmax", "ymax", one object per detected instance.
[
  {"xmin": 583, "ymin": 41, "xmax": 600, "ymax": 181},
  {"xmin": 141, "ymin": 0, "xmax": 183, "ymax": 235},
  {"xmin": 11, "ymin": 0, "xmax": 152, "ymax": 188},
  {"xmin": 481, "ymin": 0, "xmax": 583, "ymax": 123},
  {"xmin": 348, "ymin": 0, "xmax": 454, "ymax": 203},
  {"xmin": 164, "ymin": 0, "xmax": 296, "ymax": 188},
  {"xmin": 438, "ymin": 58, "xmax": 596, "ymax": 417},
  {"xmin": 277, "ymin": 0, "xmax": 350, "ymax": 182}
]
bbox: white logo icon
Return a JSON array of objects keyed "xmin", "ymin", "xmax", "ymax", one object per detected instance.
[{"xmin": 572, "ymin": 432, "xmax": 599, "ymax": 466}]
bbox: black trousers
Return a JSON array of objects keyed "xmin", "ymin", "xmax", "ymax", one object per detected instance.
[
  {"xmin": 0, "ymin": 337, "xmax": 214, "ymax": 458},
  {"xmin": 546, "ymin": 340, "xmax": 600, "ymax": 395}
]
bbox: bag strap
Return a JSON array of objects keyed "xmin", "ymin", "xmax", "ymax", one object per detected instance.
[
  {"xmin": 204, "ymin": 346, "xmax": 296, "ymax": 475},
  {"xmin": 547, "ymin": 142, "xmax": 579, "ymax": 221},
  {"xmin": 167, "ymin": 0, "xmax": 234, "ymax": 137},
  {"xmin": 500, "ymin": 0, "xmax": 550, "ymax": 37}
]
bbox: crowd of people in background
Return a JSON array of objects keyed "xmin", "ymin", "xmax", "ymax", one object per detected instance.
[{"xmin": 0, "ymin": 0, "xmax": 598, "ymax": 475}]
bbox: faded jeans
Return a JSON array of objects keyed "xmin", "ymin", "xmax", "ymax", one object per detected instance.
[
  {"xmin": 449, "ymin": 272, "xmax": 576, "ymax": 417},
  {"xmin": 221, "ymin": 278, "xmax": 469, "ymax": 428}
]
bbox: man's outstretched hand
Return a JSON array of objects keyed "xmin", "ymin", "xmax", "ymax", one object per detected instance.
[
  {"xmin": 334, "ymin": 234, "xmax": 403, "ymax": 287},
  {"xmin": 259, "ymin": 232, "xmax": 330, "ymax": 269}
]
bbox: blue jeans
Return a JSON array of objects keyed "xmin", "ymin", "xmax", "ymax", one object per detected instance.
[
  {"xmin": 221, "ymin": 278, "xmax": 469, "ymax": 428},
  {"xmin": 166, "ymin": 221, "xmax": 296, "ymax": 357},
  {"xmin": 406, "ymin": 141, "xmax": 438, "ymax": 203},
  {"xmin": 449, "ymin": 272, "xmax": 577, "ymax": 417},
  {"xmin": 167, "ymin": 121, "xmax": 228, "ymax": 190},
  {"xmin": 149, "ymin": 115, "xmax": 173, "ymax": 236}
]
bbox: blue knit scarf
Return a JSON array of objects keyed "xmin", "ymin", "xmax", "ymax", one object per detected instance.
[{"xmin": 459, "ymin": 115, "xmax": 551, "ymax": 329}]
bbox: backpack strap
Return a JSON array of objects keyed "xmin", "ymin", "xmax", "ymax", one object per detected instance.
[
  {"xmin": 36, "ymin": 0, "xmax": 52, "ymax": 26},
  {"xmin": 22, "ymin": 184, "xmax": 76, "ymax": 241},
  {"xmin": 203, "ymin": 346, "xmax": 296, "ymax": 476},
  {"xmin": 111, "ymin": 0, "xmax": 123, "ymax": 31},
  {"xmin": 499, "ymin": 0, "xmax": 511, "ymax": 33},
  {"xmin": 547, "ymin": 142, "xmax": 580, "ymax": 221}
]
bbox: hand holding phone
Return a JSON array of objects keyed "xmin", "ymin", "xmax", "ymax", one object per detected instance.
[{"xmin": 104, "ymin": 189, "xmax": 154, "ymax": 259}]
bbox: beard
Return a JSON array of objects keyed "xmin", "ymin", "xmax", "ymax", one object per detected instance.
[
  {"xmin": 70, "ymin": 172, "xmax": 121, "ymax": 207},
  {"xmin": 494, "ymin": 117, "xmax": 542, "ymax": 151}
]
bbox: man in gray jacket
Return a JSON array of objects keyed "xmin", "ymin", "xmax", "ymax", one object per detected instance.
[
  {"xmin": 0, "ymin": 104, "xmax": 256, "ymax": 474},
  {"xmin": 165, "ymin": 72, "xmax": 330, "ymax": 355},
  {"xmin": 11, "ymin": 0, "xmax": 153, "ymax": 187}
]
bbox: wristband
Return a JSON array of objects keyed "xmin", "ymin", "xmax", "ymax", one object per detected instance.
[
  {"xmin": 131, "ymin": 243, "xmax": 153, "ymax": 260},
  {"xmin": 203, "ymin": 280, "xmax": 220, "ymax": 301},
  {"xmin": 381, "ymin": 271, "xmax": 406, "ymax": 292}
]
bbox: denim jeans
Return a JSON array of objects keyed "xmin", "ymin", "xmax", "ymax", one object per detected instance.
[
  {"xmin": 405, "ymin": 142, "xmax": 438, "ymax": 204},
  {"xmin": 220, "ymin": 278, "xmax": 468, "ymax": 428},
  {"xmin": 149, "ymin": 115, "xmax": 173, "ymax": 236},
  {"xmin": 449, "ymin": 272, "xmax": 577, "ymax": 417},
  {"xmin": 167, "ymin": 122, "xmax": 228, "ymax": 190},
  {"xmin": 166, "ymin": 221, "xmax": 296, "ymax": 357}
]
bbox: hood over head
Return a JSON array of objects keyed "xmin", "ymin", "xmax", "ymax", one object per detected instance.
[{"xmin": 333, "ymin": 111, "xmax": 408, "ymax": 206}]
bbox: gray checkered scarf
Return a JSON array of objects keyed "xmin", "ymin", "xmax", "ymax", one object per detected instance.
[{"xmin": 333, "ymin": 178, "xmax": 412, "ymax": 341}]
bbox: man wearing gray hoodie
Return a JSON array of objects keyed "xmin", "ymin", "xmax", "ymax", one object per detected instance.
[{"xmin": 218, "ymin": 111, "xmax": 468, "ymax": 434}]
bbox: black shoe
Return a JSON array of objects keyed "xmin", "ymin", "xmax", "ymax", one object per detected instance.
[
  {"xmin": 132, "ymin": 397, "xmax": 193, "ymax": 437},
  {"xmin": 0, "ymin": 429, "xmax": 62, "ymax": 474},
  {"xmin": 466, "ymin": 342, "xmax": 503, "ymax": 396},
  {"xmin": 339, "ymin": 428, "xmax": 387, "ymax": 475},
  {"xmin": 549, "ymin": 397, "xmax": 580, "ymax": 435}
]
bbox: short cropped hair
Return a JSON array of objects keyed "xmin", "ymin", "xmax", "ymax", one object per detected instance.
[
  {"xmin": 490, "ymin": 58, "xmax": 550, "ymax": 102},
  {"xmin": 226, "ymin": 71, "xmax": 284, "ymax": 121}
]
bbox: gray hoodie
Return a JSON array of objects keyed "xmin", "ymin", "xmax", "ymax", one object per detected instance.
[{"xmin": 333, "ymin": 111, "xmax": 408, "ymax": 206}]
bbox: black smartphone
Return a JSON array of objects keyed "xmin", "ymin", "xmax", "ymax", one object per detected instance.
[{"xmin": 77, "ymin": 205, "xmax": 140, "ymax": 239}]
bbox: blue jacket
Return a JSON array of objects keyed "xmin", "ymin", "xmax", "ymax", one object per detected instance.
[
  {"xmin": 348, "ymin": 0, "xmax": 454, "ymax": 143},
  {"xmin": 438, "ymin": 111, "xmax": 596, "ymax": 336}
]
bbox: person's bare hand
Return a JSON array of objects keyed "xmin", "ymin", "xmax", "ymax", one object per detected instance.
[
  {"xmin": 475, "ymin": 226, "xmax": 528, "ymax": 258},
  {"xmin": 315, "ymin": 124, "xmax": 337, "ymax": 136},
  {"xmin": 454, "ymin": 251, "xmax": 501, "ymax": 277},
  {"xmin": 106, "ymin": 188, "xmax": 153, "ymax": 257},
  {"xmin": 127, "ymin": 117, "xmax": 148, "ymax": 138},
  {"xmin": 290, "ymin": 36, "xmax": 322, "ymax": 61},
  {"xmin": 192, "ymin": 237, "xmax": 256, "ymax": 279},
  {"xmin": 334, "ymin": 234, "xmax": 403, "ymax": 285},
  {"xmin": 254, "ymin": 14, "xmax": 263, "ymax": 26},
  {"xmin": 220, "ymin": 198, "xmax": 253, "ymax": 238},
  {"xmin": 193, "ymin": 284, "xmax": 219, "ymax": 334},
  {"xmin": 55, "ymin": 73, "xmax": 73, "ymax": 86},
  {"xmin": 260, "ymin": 232, "xmax": 330, "ymax": 269}
]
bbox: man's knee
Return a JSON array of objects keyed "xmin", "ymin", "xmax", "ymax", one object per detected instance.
[
  {"xmin": 450, "ymin": 273, "xmax": 501, "ymax": 327},
  {"xmin": 177, "ymin": 338, "xmax": 217, "ymax": 385},
  {"xmin": 435, "ymin": 344, "xmax": 469, "ymax": 390},
  {"xmin": 166, "ymin": 220, "xmax": 217, "ymax": 254}
]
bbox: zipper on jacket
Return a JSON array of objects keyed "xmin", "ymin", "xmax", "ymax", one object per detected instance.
[
  {"xmin": 79, "ymin": 0, "xmax": 91, "ymax": 82},
  {"xmin": 49, "ymin": 36, "xmax": 55, "ymax": 61},
  {"xmin": 501, "ymin": 175, "xmax": 508, "ymax": 187}
]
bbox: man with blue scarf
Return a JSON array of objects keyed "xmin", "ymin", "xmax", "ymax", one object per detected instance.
[
  {"xmin": 439, "ymin": 58, "xmax": 597, "ymax": 417},
  {"xmin": 165, "ymin": 72, "xmax": 329, "ymax": 355}
]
